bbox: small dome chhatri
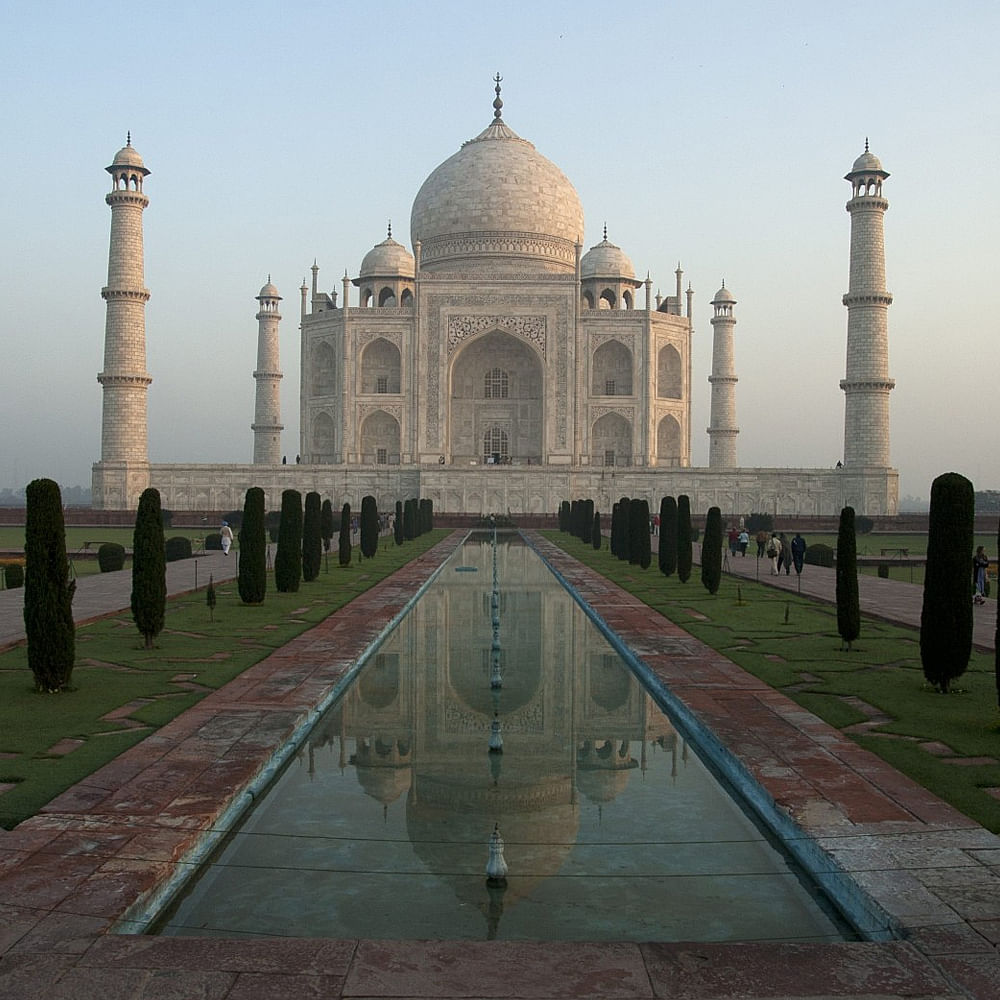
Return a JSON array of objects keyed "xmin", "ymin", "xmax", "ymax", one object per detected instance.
[
  {"xmin": 712, "ymin": 280, "xmax": 735, "ymax": 304},
  {"xmin": 847, "ymin": 138, "xmax": 888, "ymax": 179},
  {"xmin": 581, "ymin": 227, "xmax": 636, "ymax": 281},
  {"xmin": 111, "ymin": 132, "xmax": 147, "ymax": 170},
  {"xmin": 359, "ymin": 222, "xmax": 415, "ymax": 279},
  {"xmin": 257, "ymin": 275, "xmax": 281, "ymax": 300}
]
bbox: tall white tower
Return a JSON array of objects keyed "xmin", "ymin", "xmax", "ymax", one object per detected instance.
[
  {"xmin": 252, "ymin": 278, "xmax": 283, "ymax": 464},
  {"xmin": 93, "ymin": 136, "xmax": 152, "ymax": 510},
  {"xmin": 707, "ymin": 282, "xmax": 738, "ymax": 468},
  {"xmin": 841, "ymin": 142, "xmax": 894, "ymax": 468}
]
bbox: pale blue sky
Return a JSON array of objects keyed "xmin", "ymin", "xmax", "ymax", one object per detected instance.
[{"xmin": 2, "ymin": 0, "xmax": 997, "ymax": 501}]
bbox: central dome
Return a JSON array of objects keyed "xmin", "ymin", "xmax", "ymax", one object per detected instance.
[{"xmin": 410, "ymin": 116, "xmax": 584, "ymax": 274}]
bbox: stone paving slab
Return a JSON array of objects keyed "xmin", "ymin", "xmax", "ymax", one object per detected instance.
[{"xmin": 0, "ymin": 528, "xmax": 999, "ymax": 998}]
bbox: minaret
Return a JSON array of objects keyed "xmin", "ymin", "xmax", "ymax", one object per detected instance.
[
  {"xmin": 94, "ymin": 135, "xmax": 152, "ymax": 510},
  {"xmin": 252, "ymin": 278, "xmax": 283, "ymax": 464},
  {"xmin": 707, "ymin": 282, "xmax": 738, "ymax": 468},
  {"xmin": 840, "ymin": 141, "xmax": 894, "ymax": 467}
]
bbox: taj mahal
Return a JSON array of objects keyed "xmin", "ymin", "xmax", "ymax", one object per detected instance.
[{"xmin": 92, "ymin": 79, "xmax": 898, "ymax": 517}]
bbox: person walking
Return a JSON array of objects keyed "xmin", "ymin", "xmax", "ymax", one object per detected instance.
[
  {"xmin": 766, "ymin": 533, "xmax": 781, "ymax": 575},
  {"xmin": 791, "ymin": 532, "xmax": 806, "ymax": 575},
  {"xmin": 777, "ymin": 532, "xmax": 792, "ymax": 575},
  {"xmin": 738, "ymin": 529, "xmax": 750, "ymax": 557},
  {"xmin": 220, "ymin": 520, "xmax": 234, "ymax": 556},
  {"xmin": 974, "ymin": 546, "xmax": 989, "ymax": 604}
]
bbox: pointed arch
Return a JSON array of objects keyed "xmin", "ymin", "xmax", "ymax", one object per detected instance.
[
  {"xmin": 656, "ymin": 415, "xmax": 681, "ymax": 466},
  {"xmin": 311, "ymin": 341, "xmax": 336, "ymax": 396},
  {"xmin": 312, "ymin": 411, "xmax": 336, "ymax": 462},
  {"xmin": 657, "ymin": 344, "xmax": 682, "ymax": 399},
  {"xmin": 592, "ymin": 340, "xmax": 633, "ymax": 396},
  {"xmin": 361, "ymin": 338, "xmax": 401, "ymax": 394},
  {"xmin": 592, "ymin": 412, "xmax": 632, "ymax": 467},
  {"xmin": 360, "ymin": 410, "xmax": 400, "ymax": 464}
]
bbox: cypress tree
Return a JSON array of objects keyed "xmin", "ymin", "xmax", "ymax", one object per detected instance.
[
  {"xmin": 418, "ymin": 498, "xmax": 432, "ymax": 535},
  {"xmin": 238, "ymin": 486, "xmax": 267, "ymax": 604},
  {"xmin": 676, "ymin": 495, "xmax": 693, "ymax": 583},
  {"xmin": 629, "ymin": 498, "xmax": 651, "ymax": 569},
  {"xmin": 701, "ymin": 506, "xmax": 723, "ymax": 594},
  {"xmin": 394, "ymin": 500, "xmax": 404, "ymax": 545},
  {"xmin": 592, "ymin": 510, "xmax": 602, "ymax": 549},
  {"xmin": 320, "ymin": 498, "xmax": 335, "ymax": 554},
  {"xmin": 361, "ymin": 495, "xmax": 379, "ymax": 558},
  {"xmin": 302, "ymin": 491, "xmax": 322, "ymax": 581},
  {"xmin": 23, "ymin": 478, "xmax": 75, "ymax": 691},
  {"xmin": 338, "ymin": 502, "xmax": 352, "ymax": 567},
  {"xmin": 559, "ymin": 500, "xmax": 571, "ymax": 532},
  {"xmin": 920, "ymin": 473, "xmax": 974, "ymax": 692},
  {"xmin": 583, "ymin": 499, "xmax": 595, "ymax": 543},
  {"xmin": 131, "ymin": 487, "xmax": 166, "ymax": 650},
  {"xmin": 609, "ymin": 503, "xmax": 619, "ymax": 558},
  {"xmin": 275, "ymin": 489, "xmax": 303, "ymax": 592},
  {"xmin": 659, "ymin": 496, "xmax": 677, "ymax": 577},
  {"xmin": 836, "ymin": 506, "xmax": 861, "ymax": 651},
  {"xmin": 404, "ymin": 498, "xmax": 416, "ymax": 540},
  {"xmin": 423, "ymin": 498, "xmax": 434, "ymax": 532},
  {"xmin": 616, "ymin": 496, "xmax": 631, "ymax": 562}
]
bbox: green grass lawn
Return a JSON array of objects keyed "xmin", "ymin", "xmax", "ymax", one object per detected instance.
[
  {"xmin": 542, "ymin": 531, "xmax": 1000, "ymax": 834},
  {"xmin": 0, "ymin": 530, "xmax": 449, "ymax": 829}
]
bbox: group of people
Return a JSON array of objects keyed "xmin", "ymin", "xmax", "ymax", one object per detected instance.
[{"xmin": 763, "ymin": 531, "xmax": 806, "ymax": 576}]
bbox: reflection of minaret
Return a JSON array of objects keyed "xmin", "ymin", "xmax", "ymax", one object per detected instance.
[
  {"xmin": 94, "ymin": 136, "xmax": 152, "ymax": 510},
  {"xmin": 841, "ymin": 141, "xmax": 894, "ymax": 467},
  {"xmin": 707, "ymin": 282, "xmax": 738, "ymax": 468},
  {"xmin": 252, "ymin": 278, "xmax": 283, "ymax": 464}
]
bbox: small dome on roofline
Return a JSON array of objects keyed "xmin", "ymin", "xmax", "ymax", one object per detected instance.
[
  {"xmin": 712, "ymin": 282, "xmax": 735, "ymax": 304},
  {"xmin": 846, "ymin": 140, "xmax": 888, "ymax": 179},
  {"xmin": 257, "ymin": 278, "xmax": 280, "ymax": 299},
  {"xmin": 359, "ymin": 228, "xmax": 415, "ymax": 280},
  {"xmin": 110, "ymin": 133, "xmax": 147, "ymax": 171},
  {"xmin": 581, "ymin": 231, "xmax": 637, "ymax": 282}
]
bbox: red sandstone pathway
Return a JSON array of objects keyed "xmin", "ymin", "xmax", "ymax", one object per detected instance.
[{"xmin": 1, "ymin": 530, "xmax": 999, "ymax": 998}]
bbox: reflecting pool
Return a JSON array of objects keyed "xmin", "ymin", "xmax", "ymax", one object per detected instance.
[{"xmin": 154, "ymin": 534, "xmax": 851, "ymax": 942}]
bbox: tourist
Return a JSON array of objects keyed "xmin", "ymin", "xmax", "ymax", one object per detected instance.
[
  {"xmin": 791, "ymin": 532, "xmax": 806, "ymax": 575},
  {"xmin": 738, "ymin": 529, "xmax": 750, "ymax": 556},
  {"xmin": 756, "ymin": 530, "xmax": 768, "ymax": 559},
  {"xmin": 766, "ymin": 533, "xmax": 781, "ymax": 575},
  {"xmin": 973, "ymin": 546, "xmax": 989, "ymax": 604},
  {"xmin": 777, "ymin": 532, "xmax": 792, "ymax": 575},
  {"xmin": 220, "ymin": 520, "xmax": 234, "ymax": 556}
]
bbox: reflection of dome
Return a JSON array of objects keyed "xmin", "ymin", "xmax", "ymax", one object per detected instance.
[
  {"xmin": 581, "ymin": 237, "xmax": 636, "ymax": 280},
  {"xmin": 410, "ymin": 115, "xmax": 584, "ymax": 274},
  {"xmin": 576, "ymin": 766, "xmax": 632, "ymax": 805},
  {"xmin": 587, "ymin": 662, "xmax": 632, "ymax": 712},
  {"xmin": 358, "ymin": 656, "xmax": 400, "ymax": 709},
  {"xmin": 355, "ymin": 763, "xmax": 412, "ymax": 807},
  {"xmin": 359, "ymin": 234, "xmax": 415, "ymax": 280}
]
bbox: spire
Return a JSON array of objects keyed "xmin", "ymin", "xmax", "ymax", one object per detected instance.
[
  {"xmin": 492, "ymin": 72, "xmax": 503, "ymax": 121},
  {"xmin": 865, "ymin": 136, "xmax": 869, "ymax": 153},
  {"xmin": 603, "ymin": 222, "xmax": 608, "ymax": 241},
  {"xmin": 126, "ymin": 130, "xmax": 131, "ymax": 146},
  {"xmin": 387, "ymin": 219, "xmax": 392, "ymax": 239}
]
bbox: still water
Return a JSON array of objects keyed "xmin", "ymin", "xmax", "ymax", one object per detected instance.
[{"xmin": 154, "ymin": 534, "xmax": 850, "ymax": 942}]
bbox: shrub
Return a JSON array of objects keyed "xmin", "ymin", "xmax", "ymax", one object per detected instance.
[
  {"xmin": 4, "ymin": 563, "xmax": 24, "ymax": 589},
  {"xmin": 394, "ymin": 500, "xmax": 404, "ymax": 546},
  {"xmin": 920, "ymin": 472, "xmax": 974, "ymax": 693},
  {"xmin": 164, "ymin": 536, "xmax": 192, "ymax": 562},
  {"xmin": 403, "ymin": 499, "xmax": 416, "ymax": 541},
  {"xmin": 659, "ymin": 496, "xmax": 677, "ymax": 577},
  {"xmin": 855, "ymin": 515, "xmax": 875, "ymax": 535},
  {"xmin": 836, "ymin": 507, "xmax": 860, "ymax": 651},
  {"xmin": 592, "ymin": 510, "xmax": 602, "ymax": 550},
  {"xmin": 320, "ymin": 499, "xmax": 335, "ymax": 553},
  {"xmin": 677, "ymin": 495, "xmax": 692, "ymax": 583},
  {"xmin": 274, "ymin": 489, "xmax": 303, "ymax": 593},
  {"xmin": 238, "ymin": 487, "xmax": 267, "ymax": 604},
  {"xmin": 302, "ymin": 491, "xmax": 322, "ymax": 581},
  {"xmin": 131, "ymin": 488, "xmax": 166, "ymax": 650},
  {"xmin": 701, "ymin": 506, "xmax": 723, "ymax": 594},
  {"xmin": 804, "ymin": 543, "xmax": 834, "ymax": 568},
  {"xmin": 24, "ymin": 478, "xmax": 75, "ymax": 691},
  {"xmin": 98, "ymin": 542, "xmax": 126, "ymax": 572},
  {"xmin": 629, "ymin": 498, "xmax": 651, "ymax": 569},
  {"xmin": 361, "ymin": 495, "xmax": 379, "ymax": 558},
  {"xmin": 420, "ymin": 498, "xmax": 434, "ymax": 534},
  {"xmin": 338, "ymin": 503, "xmax": 352, "ymax": 566},
  {"xmin": 877, "ymin": 563, "xmax": 889, "ymax": 579},
  {"xmin": 205, "ymin": 533, "xmax": 223, "ymax": 550},
  {"xmin": 559, "ymin": 500, "xmax": 570, "ymax": 532}
]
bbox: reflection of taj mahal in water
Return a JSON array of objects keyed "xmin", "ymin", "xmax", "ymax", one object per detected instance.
[
  {"xmin": 93, "ymin": 80, "xmax": 898, "ymax": 516},
  {"xmin": 159, "ymin": 536, "xmax": 843, "ymax": 940}
]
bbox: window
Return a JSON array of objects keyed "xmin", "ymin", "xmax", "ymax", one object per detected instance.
[
  {"xmin": 484, "ymin": 368, "xmax": 509, "ymax": 399},
  {"xmin": 376, "ymin": 376, "xmax": 388, "ymax": 394},
  {"xmin": 483, "ymin": 427, "xmax": 509, "ymax": 464},
  {"xmin": 605, "ymin": 450, "xmax": 615, "ymax": 467},
  {"xmin": 376, "ymin": 447, "xmax": 387, "ymax": 465},
  {"xmin": 605, "ymin": 379, "xmax": 616, "ymax": 396}
]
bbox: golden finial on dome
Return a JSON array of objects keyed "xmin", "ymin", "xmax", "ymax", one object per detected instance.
[{"xmin": 493, "ymin": 72, "xmax": 503, "ymax": 121}]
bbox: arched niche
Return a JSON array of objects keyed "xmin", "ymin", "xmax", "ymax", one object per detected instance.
[
  {"xmin": 360, "ymin": 409, "xmax": 400, "ymax": 464},
  {"xmin": 592, "ymin": 412, "xmax": 632, "ymax": 467},
  {"xmin": 361, "ymin": 338, "xmax": 401, "ymax": 394},
  {"xmin": 312, "ymin": 411, "xmax": 336, "ymax": 461},
  {"xmin": 311, "ymin": 341, "xmax": 336, "ymax": 396},
  {"xmin": 656, "ymin": 415, "xmax": 681, "ymax": 466},
  {"xmin": 657, "ymin": 344, "xmax": 682, "ymax": 399},
  {"xmin": 592, "ymin": 340, "xmax": 633, "ymax": 396},
  {"xmin": 449, "ymin": 329, "xmax": 543, "ymax": 464}
]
